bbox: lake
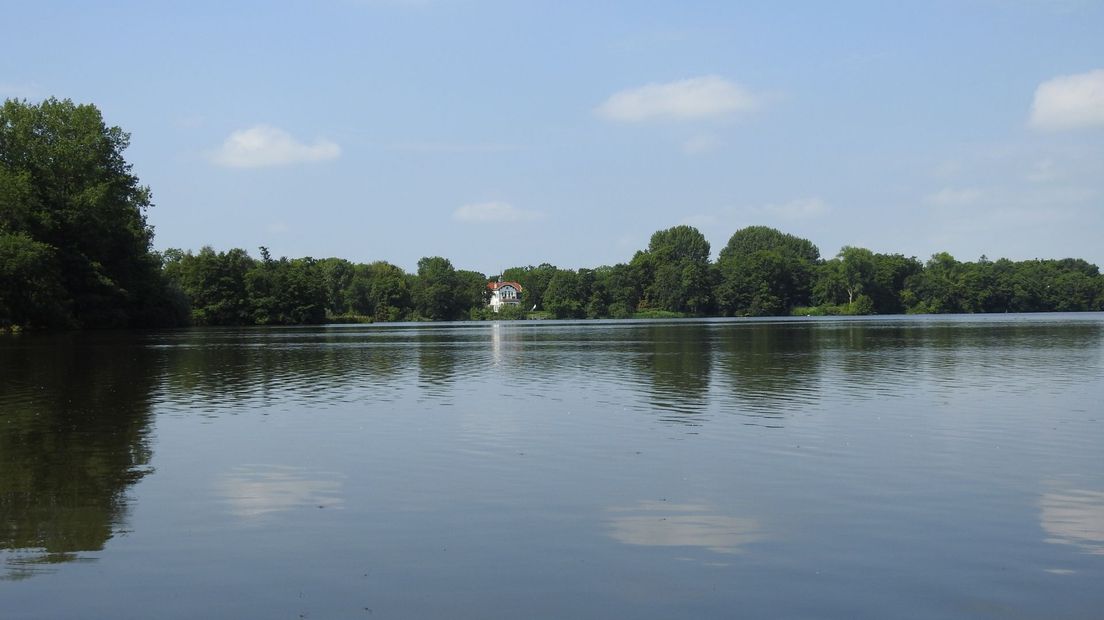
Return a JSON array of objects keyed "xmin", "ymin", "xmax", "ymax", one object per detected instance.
[{"xmin": 2, "ymin": 315, "xmax": 1102, "ymax": 619}]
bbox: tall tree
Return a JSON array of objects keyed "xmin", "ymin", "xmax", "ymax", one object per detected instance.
[
  {"xmin": 636, "ymin": 225, "xmax": 713, "ymax": 314},
  {"xmin": 544, "ymin": 269, "xmax": 584, "ymax": 319},
  {"xmin": 718, "ymin": 226, "xmax": 820, "ymax": 264},
  {"xmin": 164, "ymin": 246, "xmax": 255, "ymax": 325},
  {"xmin": 0, "ymin": 98, "xmax": 179, "ymax": 327},
  {"xmin": 502, "ymin": 263, "xmax": 558, "ymax": 311},
  {"xmin": 716, "ymin": 226, "xmax": 819, "ymax": 315},
  {"xmin": 414, "ymin": 256, "xmax": 459, "ymax": 320}
]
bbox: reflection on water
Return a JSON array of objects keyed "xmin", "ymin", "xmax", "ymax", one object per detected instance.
[
  {"xmin": 1041, "ymin": 489, "xmax": 1104, "ymax": 555},
  {"xmin": 607, "ymin": 501, "xmax": 763, "ymax": 555},
  {"xmin": 631, "ymin": 324, "xmax": 713, "ymax": 423},
  {"xmin": 1, "ymin": 315, "xmax": 1102, "ymax": 617},
  {"xmin": 217, "ymin": 465, "xmax": 345, "ymax": 520},
  {"xmin": 715, "ymin": 323, "xmax": 823, "ymax": 421},
  {"xmin": 0, "ymin": 333, "xmax": 158, "ymax": 580}
]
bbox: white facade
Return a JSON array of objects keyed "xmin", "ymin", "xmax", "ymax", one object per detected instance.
[{"xmin": 487, "ymin": 281, "xmax": 522, "ymax": 312}]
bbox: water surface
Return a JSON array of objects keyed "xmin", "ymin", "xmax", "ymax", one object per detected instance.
[{"xmin": 2, "ymin": 315, "xmax": 1102, "ymax": 618}]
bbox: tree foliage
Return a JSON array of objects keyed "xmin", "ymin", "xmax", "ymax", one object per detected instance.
[
  {"xmin": 0, "ymin": 98, "xmax": 182, "ymax": 328},
  {"xmin": 715, "ymin": 227, "xmax": 819, "ymax": 316},
  {"xmin": 633, "ymin": 225, "xmax": 713, "ymax": 314}
]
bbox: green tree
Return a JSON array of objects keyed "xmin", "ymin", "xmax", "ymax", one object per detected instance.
[
  {"xmin": 414, "ymin": 256, "xmax": 459, "ymax": 320},
  {"xmin": 544, "ymin": 269, "xmax": 584, "ymax": 318},
  {"xmin": 718, "ymin": 226, "xmax": 820, "ymax": 264},
  {"xmin": 635, "ymin": 225, "xmax": 712, "ymax": 314},
  {"xmin": 0, "ymin": 98, "xmax": 180, "ymax": 327},
  {"xmin": 502, "ymin": 263, "xmax": 558, "ymax": 311},
  {"xmin": 248, "ymin": 256, "xmax": 327, "ymax": 325},
  {"xmin": 455, "ymin": 269, "xmax": 489, "ymax": 316},
  {"xmin": 317, "ymin": 257, "xmax": 356, "ymax": 315},
  {"xmin": 0, "ymin": 232, "xmax": 69, "ymax": 328},
  {"xmin": 715, "ymin": 249, "xmax": 789, "ymax": 316},
  {"xmin": 163, "ymin": 246, "xmax": 255, "ymax": 325},
  {"xmin": 869, "ymin": 253, "xmax": 923, "ymax": 314},
  {"xmin": 716, "ymin": 227, "xmax": 819, "ymax": 315},
  {"xmin": 812, "ymin": 246, "xmax": 878, "ymax": 312},
  {"xmin": 346, "ymin": 261, "xmax": 411, "ymax": 321},
  {"xmin": 903, "ymin": 252, "xmax": 968, "ymax": 313}
]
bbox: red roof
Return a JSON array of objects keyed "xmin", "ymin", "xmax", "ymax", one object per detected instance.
[{"xmin": 487, "ymin": 281, "xmax": 523, "ymax": 291}]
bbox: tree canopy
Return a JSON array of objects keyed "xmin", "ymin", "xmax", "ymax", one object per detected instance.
[{"xmin": 0, "ymin": 98, "xmax": 183, "ymax": 328}]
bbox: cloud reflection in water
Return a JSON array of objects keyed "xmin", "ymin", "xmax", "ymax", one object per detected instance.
[
  {"xmin": 217, "ymin": 465, "xmax": 345, "ymax": 520},
  {"xmin": 1041, "ymin": 489, "xmax": 1104, "ymax": 555},
  {"xmin": 607, "ymin": 501, "xmax": 764, "ymax": 555}
]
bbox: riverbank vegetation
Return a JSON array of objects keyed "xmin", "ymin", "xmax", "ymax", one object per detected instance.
[{"xmin": 3, "ymin": 98, "xmax": 1104, "ymax": 330}]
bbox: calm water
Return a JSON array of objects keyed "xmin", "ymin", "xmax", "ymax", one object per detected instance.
[{"xmin": 1, "ymin": 315, "xmax": 1102, "ymax": 619}]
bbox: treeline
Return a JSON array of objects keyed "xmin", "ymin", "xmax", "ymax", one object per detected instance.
[
  {"xmin": 161, "ymin": 249, "xmax": 487, "ymax": 325},
  {"xmin": 492, "ymin": 226, "xmax": 1104, "ymax": 319},
  {"xmin": 3, "ymin": 98, "xmax": 1103, "ymax": 330},
  {"xmin": 156, "ymin": 224, "xmax": 1104, "ymax": 326}
]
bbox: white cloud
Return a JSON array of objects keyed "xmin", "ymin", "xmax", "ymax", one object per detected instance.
[
  {"xmin": 210, "ymin": 125, "xmax": 341, "ymax": 168},
  {"xmin": 453, "ymin": 201, "xmax": 542, "ymax": 223},
  {"xmin": 596, "ymin": 75, "xmax": 759, "ymax": 122},
  {"xmin": 1029, "ymin": 69, "xmax": 1104, "ymax": 131},
  {"xmin": 926, "ymin": 187, "xmax": 985, "ymax": 207}
]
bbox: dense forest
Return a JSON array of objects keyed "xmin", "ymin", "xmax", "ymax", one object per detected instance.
[{"xmin": 3, "ymin": 98, "xmax": 1103, "ymax": 330}]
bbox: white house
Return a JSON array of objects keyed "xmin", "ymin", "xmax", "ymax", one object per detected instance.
[{"xmin": 487, "ymin": 279, "xmax": 523, "ymax": 312}]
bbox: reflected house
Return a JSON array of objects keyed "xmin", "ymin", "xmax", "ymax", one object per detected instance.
[{"xmin": 487, "ymin": 279, "xmax": 523, "ymax": 312}]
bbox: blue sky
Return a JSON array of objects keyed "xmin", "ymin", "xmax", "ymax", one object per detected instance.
[{"xmin": 3, "ymin": 1, "xmax": 1102, "ymax": 274}]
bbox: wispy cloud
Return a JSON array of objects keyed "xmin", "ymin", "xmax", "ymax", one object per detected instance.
[
  {"xmin": 0, "ymin": 82, "xmax": 43, "ymax": 100},
  {"xmin": 680, "ymin": 198, "xmax": 829, "ymax": 242},
  {"xmin": 761, "ymin": 197, "xmax": 830, "ymax": 220},
  {"xmin": 389, "ymin": 141, "xmax": 520, "ymax": 153},
  {"xmin": 596, "ymin": 75, "xmax": 760, "ymax": 122},
  {"xmin": 1027, "ymin": 158, "xmax": 1058, "ymax": 183},
  {"xmin": 926, "ymin": 187, "xmax": 986, "ymax": 207},
  {"xmin": 682, "ymin": 134, "xmax": 723, "ymax": 154},
  {"xmin": 679, "ymin": 214, "xmax": 719, "ymax": 229},
  {"xmin": 210, "ymin": 125, "xmax": 341, "ymax": 168},
  {"xmin": 1029, "ymin": 68, "xmax": 1104, "ymax": 131},
  {"xmin": 453, "ymin": 201, "xmax": 543, "ymax": 223}
]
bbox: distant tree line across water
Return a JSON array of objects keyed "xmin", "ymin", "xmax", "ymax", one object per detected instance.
[{"xmin": 3, "ymin": 98, "xmax": 1103, "ymax": 330}]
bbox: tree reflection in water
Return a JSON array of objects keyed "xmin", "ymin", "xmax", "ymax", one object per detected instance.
[{"xmin": 0, "ymin": 333, "xmax": 159, "ymax": 580}]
